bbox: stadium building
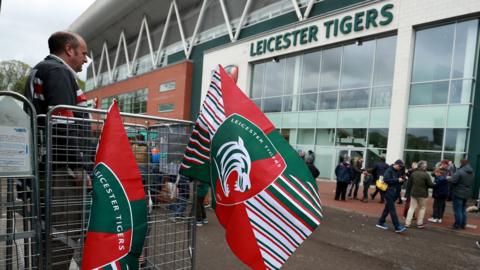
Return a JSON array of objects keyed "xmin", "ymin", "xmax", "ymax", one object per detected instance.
[{"xmin": 71, "ymin": 0, "xmax": 480, "ymax": 194}]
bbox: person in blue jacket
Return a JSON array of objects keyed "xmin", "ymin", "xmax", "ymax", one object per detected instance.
[
  {"xmin": 335, "ymin": 156, "xmax": 353, "ymax": 201},
  {"xmin": 428, "ymin": 168, "xmax": 448, "ymax": 223},
  {"xmin": 376, "ymin": 159, "xmax": 407, "ymax": 233}
]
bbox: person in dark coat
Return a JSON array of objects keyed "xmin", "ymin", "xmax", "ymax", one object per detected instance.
[
  {"xmin": 428, "ymin": 168, "xmax": 448, "ymax": 223},
  {"xmin": 348, "ymin": 157, "xmax": 364, "ymax": 199},
  {"xmin": 405, "ymin": 160, "xmax": 433, "ymax": 228},
  {"xmin": 376, "ymin": 160, "xmax": 407, "ymax": 233},
  {"xmin": 335, "ymin": 156, "xmax": 353, "ymax": 201},
  {"xmin": 306, "ymin": 156, "xmax": 320, "ymax": 179},
  {"xmin": 449, "ymin": 159, "xmax": 474, "ymax": 229},
  {"xmin": 362, "ymin": 169, "xmax": 373, "ymax": 202},
  {"xmin": 371, "ymin": 156, "xmax": 389, "ymax": 203}
]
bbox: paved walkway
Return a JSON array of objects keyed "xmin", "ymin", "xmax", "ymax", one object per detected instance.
[{"xmin": 317, "ymin": 180, "xmax": 480, "ymax": 235}]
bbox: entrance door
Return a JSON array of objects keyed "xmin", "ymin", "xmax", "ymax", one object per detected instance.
[{"xmin": 336, "ymin": 148, "xmax": 365, "ymax": 164}]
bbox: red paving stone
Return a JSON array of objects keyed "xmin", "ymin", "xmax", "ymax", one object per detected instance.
[{"xmin": 317, "ymin": 180, "xmax": 480, "ymax": 235}]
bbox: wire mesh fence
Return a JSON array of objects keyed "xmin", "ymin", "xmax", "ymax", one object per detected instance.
[
  {"xmin": 0, "ymin": 91, "xmax": 41, "ymax": 270},
  {"xmin": 41, "ymin": 105, "xmax": 196, "ymax": 270}
]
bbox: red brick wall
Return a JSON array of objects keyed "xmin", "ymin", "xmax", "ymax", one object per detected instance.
[{"xmin": 85, "ymin": 61, "xmax": 193, "ymax": 120}]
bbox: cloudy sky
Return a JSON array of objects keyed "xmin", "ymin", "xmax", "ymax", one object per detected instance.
[{"xmin": 0, "ymin": 0, "xmax": 95, "ymax": 79}]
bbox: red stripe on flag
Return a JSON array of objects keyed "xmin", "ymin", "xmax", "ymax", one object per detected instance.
[
  {"xmin": 253, "ymin": 197, "xmax": 305, "ymax": 243},
  {"xmin": 204, "ymin": 102, "xmax": 224, "ymax": 124},
  {"xmin": 265, "ymin": 188, "xmax": 314, "ymax": 232},
  {"xmin": 280, "ymin": 176, "xmax": 321, "ymax": 217},
  {"xmin": 272, "ymin": 182, "xmax": 321, "ymax": 226}
]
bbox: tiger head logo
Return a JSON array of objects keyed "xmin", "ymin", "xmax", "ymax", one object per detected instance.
[{"xmin": 213, "ymin": 137, "xmax": 251, "ymax": 197}]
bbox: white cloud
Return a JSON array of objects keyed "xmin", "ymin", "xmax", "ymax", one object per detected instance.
[{"xmin": 0, "ymin": 0, "xmax": 95, "ymax": 79}]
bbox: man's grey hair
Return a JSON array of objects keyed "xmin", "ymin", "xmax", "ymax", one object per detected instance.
[{"xmin": 417, "ymin": 160, "xmax": 428, "ymax": 170}]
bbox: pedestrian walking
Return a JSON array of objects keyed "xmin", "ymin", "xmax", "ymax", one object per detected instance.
[
  {"xmin": 306, "ymin": 156, "xmax": 320, "ymax": 179},
  {"xmin": 376, "ymin": 160, "xmax": 407, "ymax": 233},
  {"xmin": 348, "ymin": 157, "xmax": 363, "ymax": 199},
  {"xmin": 405, "ymin": 161, "xmax": 433, "ymax": 228},
  {"xmin": 403, "ymin": 162, "xmax": 417, "ymax": 219},
  {"xmin": 195, "ymin": 181, "xmax": 209, "ymax": 226},
  {"xmin": 362, "ymin": 170, "xmax": 373, "ymax": 202},
  {"xmin": 371, "ymin": 156, "xmax": 389, "ymax": 203},
  {"xmin": 335, "ymin": 156, "xmax": 353, "ymax": 201},
  {"xmin": 449, "ymin": 159, "xmax": 474, "ymax": 229},
  {"xmin": 428, "ymin": 168, "xmax": 448, "ymax": 223}
]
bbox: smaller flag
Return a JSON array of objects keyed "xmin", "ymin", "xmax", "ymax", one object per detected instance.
[{"xmin": 82, "ymin": 101, "xmax": 148, "ymax": 270}]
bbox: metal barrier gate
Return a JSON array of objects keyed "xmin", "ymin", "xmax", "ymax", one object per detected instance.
[
  {"xmin": 42, "ymin": 105, "xmax": 196, "ymax": 270},
  {"xmin": 0, "ymin": 91, "xmax": 41, "ymax": 270}
]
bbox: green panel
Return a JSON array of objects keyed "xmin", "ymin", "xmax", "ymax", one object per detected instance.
[
  {"xmin": 337, "ymin": 109, "xmax": 368, "ymax": 128},
  {"xmin": 447, "ymin": 105, "xmax": 470, "ymax": 128},
  {"xmin": 369, "ymin": 108, "xmax": 390, "ymax": 128},
  {"xmin": 266, "ymin": 113, "xmax": 282, "ymax": 127},
  {"xmin": 407, "ymin": 106, "xmax": 447, "ymax": 128},
  {"xmin": 282, "ymin": 112, "xmax": 298, "ymax": 128},
  {"xmin": 298, "ymin": 112, "xmax": 317, "ymax": 128},
  {"xmin": 316, "ymin": 111, "xmax": 337, "ymax": 128}
]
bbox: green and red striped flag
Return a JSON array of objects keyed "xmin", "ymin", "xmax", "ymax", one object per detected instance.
[
  {"xmin": 180, "ymin": 65, "xmax": 323, "ymax": 270},
  {"xmin": 82, "ymin": 101, "xmax": 148, "ymax": 270}
]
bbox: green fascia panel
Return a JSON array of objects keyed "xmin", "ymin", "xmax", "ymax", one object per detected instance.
[
  {"xmin": 406, "ymin": 106, "xmax": 447, "ymax": 128},
  {"xmin": 166, "ymin": 0, "xmax": 369, "ymax": 120}
]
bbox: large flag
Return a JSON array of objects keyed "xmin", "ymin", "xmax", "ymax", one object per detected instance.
[
  {"xmin": 82, "ymin": 101, "xmax": 148, "ymax": 270},
  {"xmin": 180, "ymin": 65, "xmax": 323, "ymax": 269}
]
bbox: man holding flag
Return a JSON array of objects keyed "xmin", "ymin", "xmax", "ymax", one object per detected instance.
[{"xmin": 180, "ymin": 65, "xmax": 323, "ymax": 270}]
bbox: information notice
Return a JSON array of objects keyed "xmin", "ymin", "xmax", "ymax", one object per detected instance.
[{"xmin": 0, "ymin": 126, "xmax": 30, "ymax": 173}]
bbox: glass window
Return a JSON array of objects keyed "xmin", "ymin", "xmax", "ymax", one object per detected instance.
[
  {"xmin": 301, "ymin": 51, "xmax": 321, "ymax": 93},
  {"xmin": 371, "ymin": 86, "xmax": 391, "ymax": 107},
  {"xmin": 320, "ymin": 47, "xmax": 341, "ymax": 91},
  {"xmin": 447, "ymin": 105, "xmax": 470, "ymax": 128},
  {"xmin": 284, "ymin": 57, "xmax": 300, "ymax": 95},
  {"xmin": 450, "ymin": 79, "xmax": 473, "ymax": 104},
  {"xmin": 314, "ymin": 147, "xmax": 334, "ymax": 178},
  {"xmin": 262, "ymin": 97, "xmax": 282, "ymax": 113},
  {"xmin": 298, "ymin": 112, "xmax": 316, "ymax": 128},
  {"xmin": 409, "ymin": 81, "xmax": 449, "ymax": 105},
  {"xmin": 250, "ymin": 63, "xmax": 265, "ymax": 98},
  {"xmin": 158, "ymin": 103, "xmax": 174, "ymax": 112},
  {"xmin": 297, "ymin": 129, "xmax": 315, "ymax": 145},
  {"xmin": 444, "ymin": 128, "xmax": 467, "ymax": 152},
  {"xmin": 404, "ymin": 151, "xmax": 442, "ymax": 171},
  {"xmin": 405, "ymin": 128, "xmax": 444, "ymax": 151},
  {"xmin": 336, "ymin": 128, "xmax": 367, "ymax": 147},
  {"xmin": 368, "ymin": 128, "xmax": 388, "ymax": 148},
  {"xmin": 264, "ymin": 59, "xmax": 286, "ymax": 97},
  {"xmin": 339, "ymin": 89, "xmax": 369, "ymax": 109},
  {"xmin": 315, "ymin": 129, "xmax": 335, "ymax": 146},
  {"xmin": 160, "ymin": 81, "xmax": 176, "ymax": 92},
  {"xmin": 373, "ymin": 36, "xmax": 397, "ymax": 86},
  {"xmin": 283, "ymin": 95, "xmax": 293, "ymax": 112},
  {"xmin": 369, "ymin": 108, "xmax": 390, "ymax": 128},
  {"xmin": 337, "ymin": 110, "xmax": 368, "ymax": 128},
  {"xmin": 452, "ymin": 20, "xmax": 478, "ymax": 79},
  {"xmin": 443, "ymin": 152, "xmax": 466, "ymax": 167},
  {"xmin": 252, "ymin": 98, "xmax": 262, "ymax": 110},
  {"xmin": 412, "ymin": 24, "xmax": 455, "ymax": 82},
  {"xmin": 340, "ymin": 40, "xmax": 374, "ymax": 89},
  {"xmin": 300, "ymin": 93, "xmax": 317, "ymax": 111},
  {"xmin": 318, "ymin": 91, "xmax": 338, "ymax": 110},
  {"xmin": 407, "ymin": 106, "xmax": 447, "ymax": 128}
]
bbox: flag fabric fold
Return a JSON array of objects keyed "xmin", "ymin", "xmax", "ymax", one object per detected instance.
[
  {"xmin": 180, "ymin": 65, "xmax": 323, "ymax": 270},
  {"xmin": 82, "ymin": 101, "xmax": 147, "ymax": 270}
]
